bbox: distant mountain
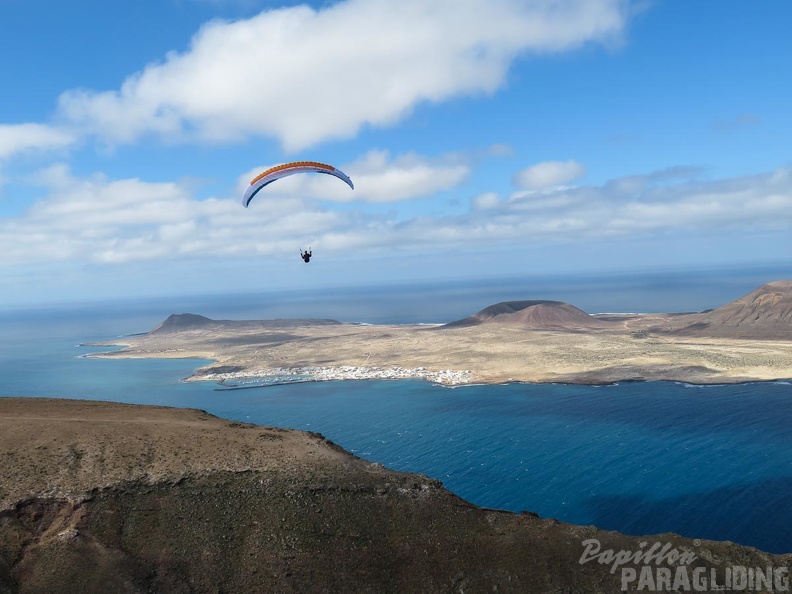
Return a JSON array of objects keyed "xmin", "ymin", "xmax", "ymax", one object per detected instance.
[
  {"xmin": 445, "ymin": 300, "xmax": 613, "ymax": 330},
  {"xmin": 703, "ymin": 281, "xmax": 792, "ymax": 325},
  {"xmin": 148, "ymin": 313, "xmax": 342, "ymax": 335},
  {"xmin": 149, "ymin": 313, "xmax": 214, "ymax": 333},
  {"xmin": 674, "ymin": 281, "xmax": 792, "ymax": 339}
]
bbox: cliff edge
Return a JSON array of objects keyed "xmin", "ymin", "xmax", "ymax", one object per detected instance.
[{"xmin": 1, "ymin": 397, "xmax": 788, "ymax": 593}]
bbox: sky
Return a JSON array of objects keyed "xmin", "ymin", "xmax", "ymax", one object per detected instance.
[{"xmin": 1, "ymin": 0, "xmax": 791, "ymax": 307}]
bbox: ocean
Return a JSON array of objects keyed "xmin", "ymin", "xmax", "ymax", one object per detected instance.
[{"xmin": 1, "ymin": 269, "xmax": 791, "ymax": 554}]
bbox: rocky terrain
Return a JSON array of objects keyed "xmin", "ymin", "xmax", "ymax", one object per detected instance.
[
  {"xmin": 1, "ymin": 397, "xmax": 789, "ymax": 593},
  {"xmin": 667, "ymin": 281, "xmax": 792, "ymax": 339}
]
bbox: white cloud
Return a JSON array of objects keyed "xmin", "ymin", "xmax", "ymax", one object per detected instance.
[
  {"xmin": 0, "ymin": 124, "xmax": 76, "ymax": 159},
  {"xmin": 0, "ymin": 149, "xmax": 468, "ymax": 265},
  {"xmin": 513, "ymin": 159, "xmax": 587, "ymax": 190},
  {"xmin": 55, "ymin": 0, "xmax": 629, "ymax": 151},
  {"xmin": 344, "ymin": 151, "xmax": 469, "ymax": 202},
  {"xmin": 471, "ymin": 192, "xmax": 501, "ymax": 210},
  {"xmin": 327, "ymin": 165, "xmax": 792, "ymax": 251},
  {"xmin": 499, "ymin": 166, "xmax": 792, "ymax": 241},
  {"xmin": 2, "ymin": 164, "xmax": 238, "ymax": 264},
  {"xmin": 5, "ymin": 160, "xmax": 789, "ymax": 270}
]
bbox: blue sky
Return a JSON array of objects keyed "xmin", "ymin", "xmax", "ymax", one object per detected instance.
[{"xmin": 1, "ymin": 0, "xmax": 790, "ymax": 306}]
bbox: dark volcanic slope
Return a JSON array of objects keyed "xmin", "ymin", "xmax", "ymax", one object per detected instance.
[
  {"xmin": 149, "ymin": 313, "xmax": 341, "ymax": 334},
  {"xmin": 443, "ymin": 281, "xmax": 792, "ymax": 340},
  {"xmin": 673, "ymin": 281, "xmax": 792, "ymax": 339},
  {"xmin": 2, "ymin": 398, "xmax": 787, "ymax": 593},
  {"xmin": 150, "ymin": 313, "xmax": 213, "ymax": 333},
  {"xmin": 445, "ymin": 300, "xmax": 614, "ymax": 330}
]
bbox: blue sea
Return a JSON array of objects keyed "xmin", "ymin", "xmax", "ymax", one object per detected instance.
[{"xmin": 1, "ymin": 269, "xmax": 791, "ymax": 554}]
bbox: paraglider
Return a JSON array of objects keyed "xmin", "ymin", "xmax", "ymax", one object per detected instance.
[
  {"xmin": 241, "ymin": 161, "xmax": 353, "ymax": 264},
  {"xmin": 242, "ymin": 161, "xmax": 354, "ymax": 208}
]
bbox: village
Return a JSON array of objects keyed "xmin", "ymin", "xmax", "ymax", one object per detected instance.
[{"xmin": 195, "ymin": 365, "xmax": 477, "ymax": 386}]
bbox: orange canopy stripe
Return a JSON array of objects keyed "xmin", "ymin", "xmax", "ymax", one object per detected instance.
[{"xmin": 249, "ymin": 161, "xmax": 335, "ymax": 186}]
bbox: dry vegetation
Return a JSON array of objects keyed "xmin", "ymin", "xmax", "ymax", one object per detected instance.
[{"xmin": 0, "ymin": 397, "xmax": 350, "ymax": 511}]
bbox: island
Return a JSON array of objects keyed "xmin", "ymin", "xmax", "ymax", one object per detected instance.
[{"xmin": 88, "ymin": 281, "xmax": 792, "ymax": 386}]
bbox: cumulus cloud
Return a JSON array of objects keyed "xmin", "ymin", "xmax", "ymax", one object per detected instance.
[
  {"xmin": 4, "ymin": 165, "xmax": 226, "ymax": 264},
  {"xmin": 343, "ymin": 151, "xmax": 469, "ymax": 202},
  {"xmin": 55, "ymin": 0, "xmax": 629, "ymax": 151},
  {"xmin": 355, "ymin": 165, "xmax": 792, "ymax": 251},
  {"xmin": 513, "ymin": 159, "xmax": 588, "ymax": 190},
  {"xmin": 0, "ymin": 149, "xmax": 468, "ymax": 265},
  {"xmin": 0, "ymin": 124, "xmax": 76, "ymax": 159},
  {"xmin": 4, "ymin": 160, "xmax": 789, "ymax": 269},
  {"xmin": 494, "ymin": 166, "xmax": 792, "ymax": 243}
]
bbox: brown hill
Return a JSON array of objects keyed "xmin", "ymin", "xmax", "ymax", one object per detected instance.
[
  {"xmin": 445, "ymin": 300, "xmax": 613, "ymax": 330},
  {"xmin": 149, "ymin": 314, "xmax": 342, "ymax": 335},
  {"xmin": 673, "ymin": 281, "xmax": 792, "ymax": 339},
  {"xmin": 1, "ymin": 398, "xmax": 787, "ymax": 593},
  {"xmin": 150, "ymin": 313, "xmax": 213, "ymax": 333}
]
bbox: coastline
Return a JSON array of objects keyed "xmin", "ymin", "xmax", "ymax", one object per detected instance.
[
  {"xmin": 4, "ymin": 397, "xmax": 788, "ymax": 592},
  {"xmin": 85, "ymin": 319, "xmax": 792, "ymax": 388},
  {"xmin": 191, "ymin": 366, "xmax": 792, "ymax": 389},
  {"xmin": 193, "ymin": 364, "xmax": 476, "ymax": 386}
]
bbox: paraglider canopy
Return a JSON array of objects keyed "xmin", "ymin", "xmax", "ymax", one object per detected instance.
[{"xmin": 242, "ymin": 161, "xmax": 354, "ymax": 208}]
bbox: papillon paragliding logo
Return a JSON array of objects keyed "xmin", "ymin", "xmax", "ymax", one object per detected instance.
[{"xmin": 241, "ymin": 161, "xmax": 354, "ymax": 208}]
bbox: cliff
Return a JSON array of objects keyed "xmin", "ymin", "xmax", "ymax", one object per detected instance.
[{"xmin": 1, "ymin": 398, "xmax": 788, "ymax": 593}]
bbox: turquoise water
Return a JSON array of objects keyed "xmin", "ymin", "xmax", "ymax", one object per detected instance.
[
  {"xmin": 1, "ymin": 277, "xmax": 791, "ymax": 554},
  {"xmin": 193, "ymin": 379, "xmax": 792, "ymax": 555}
]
